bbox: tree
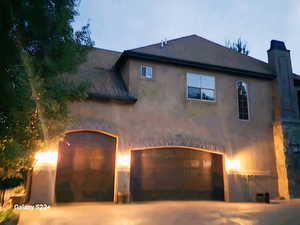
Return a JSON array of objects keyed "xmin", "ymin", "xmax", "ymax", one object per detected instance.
[
  {"xmin": 0, "ymin": 0, "xmax": 94, "ymax": 203},
  {"xmin": 225, "ymin": 38, "xmax": 250, "ymax": 55}
]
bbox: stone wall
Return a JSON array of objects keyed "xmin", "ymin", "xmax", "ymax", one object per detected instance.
[{"xmin": 268, "ymin": 41, "xmax": 300, "ymax": 199}]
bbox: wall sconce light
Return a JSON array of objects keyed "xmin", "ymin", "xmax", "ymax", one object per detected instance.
[
  {"xmin": 116, "ymin": 153, "xmax": 131, "ymax": 170},
  {"xmin": 35, "ymin": 151, "xmax": 58, "ymax": 167},
  {"xmin": 226, "ymin": 158, "xmax": 240, "ymax": 172}
]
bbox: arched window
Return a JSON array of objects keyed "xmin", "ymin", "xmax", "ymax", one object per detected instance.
[{"xmin": 236, "ymin": 81, "xmax": 249, "ymax": 120}]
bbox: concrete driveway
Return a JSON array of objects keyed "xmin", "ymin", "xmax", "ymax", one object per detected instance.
[{"xmin": 17, "ymin": 200, "xmax": 300, "ymax": 225}]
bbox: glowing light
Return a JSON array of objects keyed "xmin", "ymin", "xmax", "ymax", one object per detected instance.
[
  {"xmin": 226, "ymin": 158, "xmax": 240, "ymax": 171},
  {"xmin": 116, "ymin": 154, "xmax": 131, "ymax": 169},
  {"xmin": 35, "ymin": 151, "xmax": 58, "ymax": 166}
]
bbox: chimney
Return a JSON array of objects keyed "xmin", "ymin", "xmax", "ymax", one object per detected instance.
[{"xmin": 268, "ymin": 40, "xmax": 298, "ymax": 119}]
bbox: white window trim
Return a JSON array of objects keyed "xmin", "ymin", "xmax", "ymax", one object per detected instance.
[
  {"xmin": 236, "ymin": 80, "xmax": 250, "ymax": 121},
  {"xmin": 140, "ymin": 65, "xmax": 153, "ymax": 79},
  {"xmin": 186, "ymin": 73, "xmax": 216, "ymax": 102}
]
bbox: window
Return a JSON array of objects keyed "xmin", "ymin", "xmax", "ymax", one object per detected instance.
[
  {"xmin": 186, "ymin": 73, "xmax": 215, "ymax": 101},
  {"xmin": 236, "ymin": 81, "xmax": 249, "ymax": 120},
  {"xmin": 141, "ymin": 66, "xmax": 153, "ymax": 79}
]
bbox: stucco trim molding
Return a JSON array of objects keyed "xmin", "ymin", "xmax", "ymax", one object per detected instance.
[
  {"xmin": 129, "ymin": 134, "xmax": 225, "ymax": 154},
  {"xmin": 67, "ymin": 119, "xmax": 120, "ymax": 137}
]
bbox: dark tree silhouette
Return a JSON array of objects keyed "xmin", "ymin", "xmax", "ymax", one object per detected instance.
[
  {"xmin": 0, "ymin": 0, "xmax": 94, "ymax": 203},
  {"xmin": 225, "ymin": 38, "xmax": 250, "ymax": 55}
]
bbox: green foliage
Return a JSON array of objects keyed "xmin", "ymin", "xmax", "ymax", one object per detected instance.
[
  {"xmin": 0, "ymin": 208, "xmax": 19, "ymax": 224},
  {"xmin": 0, "ymin": 177, "xmax": 23, "ymax": 191},
  {"xmin": 0, "ymin": 0, "xmax": 94, "ymax": 186},
  {"xmin": 13, "ymin": 185, "xmax": 25, "ymax": 195},
  {"xmin": 225, "ymin": 38, "xmax": 250, "ymax": 55}
]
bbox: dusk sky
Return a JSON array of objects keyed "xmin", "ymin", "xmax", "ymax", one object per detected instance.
[{"xmin": 73, "ymin": 0, "xmax": 300, "ymax": 74}]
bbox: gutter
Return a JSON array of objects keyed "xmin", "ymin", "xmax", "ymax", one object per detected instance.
[
  {"xmin": 87, "ymin": 92, "xmax": 137, "ymax": 104},
  {"xmin": 116, "ymin": 51, "xmax": 276, "ymax": 80}
]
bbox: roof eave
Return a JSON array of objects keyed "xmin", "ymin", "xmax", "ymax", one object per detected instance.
[
  {"xmin": 87, "ymin": 92, "xmax": 137, "ymax": 104},
  {"xmin": 116, "ymin": 50, "xmax": 276, "ymax": 80}
]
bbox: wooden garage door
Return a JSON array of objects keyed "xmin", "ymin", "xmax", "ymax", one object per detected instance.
[
  {"xmin": 55, "ymin": 131, "xmax": 116, "ymax": 202},
  {"xmin": 130, "ymin": 148, "xmax": 224, "ymax": 201}
]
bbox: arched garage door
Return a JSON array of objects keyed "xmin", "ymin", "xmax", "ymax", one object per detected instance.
[
  {"xmin": 55, "ymin": 131, "xmax": 116, "ymax": 202},
  {"xmin": 130, "ymin": 148, "xmax": 224, "ymax": 201}
]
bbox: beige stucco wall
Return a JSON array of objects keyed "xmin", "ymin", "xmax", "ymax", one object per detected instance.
[
  {"xmin": 68, "ymin": 58, "xmax": 278, "ymax": 201},
  {"xmin": 30, "ymin": 165, "xmax": 56, "ymax": 205},
  {"xmin": 30, "ymin": 56, "xmax": 279, "ymax": 203}
]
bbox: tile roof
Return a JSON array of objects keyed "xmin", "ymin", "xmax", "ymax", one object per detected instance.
[
  {"xmin": 68, "ymin": 35, "xmax": 279, "ymax": 103},
  {"xmin": 293, "ymin": 73, "xmax": 300, "ymax": 79},
  {"xmin": 66, "ymin": 48, "xmax": 137, "ymax": 103},
  {"xmin": 123, "ymin": 34, "xmax": 274, "ymax": 78}
]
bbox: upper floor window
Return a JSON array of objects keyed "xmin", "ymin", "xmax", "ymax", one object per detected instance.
[
  {"xmin": 236, "ymin": 81, "xmax": 249, "ymax": 120},
  {"xmin": 186, "ymin": 73, "xmax": 215, "ymax": 101},
  {"xmin": 141, "ymin": 65, "xmax": 153, "ymax": 79}
]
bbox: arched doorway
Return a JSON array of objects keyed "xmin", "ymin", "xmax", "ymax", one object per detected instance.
[
  {"xmin": 55, "ymin": 131, "xmax": 116, "ymax": 202},
  {"xmin": 130, "ymin": 147, "xmax": 224, "ymax": 201}
]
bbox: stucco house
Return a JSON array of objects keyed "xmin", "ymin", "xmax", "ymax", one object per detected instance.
[{"xmin": 29, "ymin": 35, "xmax": 300, "ymax": 204}]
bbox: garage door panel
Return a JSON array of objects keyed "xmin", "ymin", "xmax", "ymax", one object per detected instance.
[
  {"xmin": 56, "ymin": 131, "xmax": 116, "ymax": 202},
  {"xmin": 143, "ymin": 178, "xmax": 182, "ymax": 191},
  {"xmin": 130, "ymin": 148, "xmax": 224, "ymax": 201},
  {"xmin": 132, "ymin": 190, "xmax": 215, "ymax": 201},
  {"xmin": 183, "ymin": 178, "xmax": 212, "ymax": 190}
]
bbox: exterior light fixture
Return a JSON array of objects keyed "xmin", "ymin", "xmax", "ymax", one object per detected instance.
[
  {"xmin": 35, "ymin": 151, "xmax": 58, "ymax": 167},
  {"xmin": 116, "ymin": 153, "xmax": 131, "ymax": 170},
  {"xmin": 225, "ymin": 158, "xmax": 240, "ymax": 172}
]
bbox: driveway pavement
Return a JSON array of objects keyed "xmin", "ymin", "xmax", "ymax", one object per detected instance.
[{"xmin": 17, "ymin": 200, "xmax": 300, "ymax": 225}]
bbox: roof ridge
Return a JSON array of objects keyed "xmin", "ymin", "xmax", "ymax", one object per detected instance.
[
  {"xmin": 192, "ymin": 35, "xmax": 270, "ymax": 66},
  {"xmin": 129, "ymin": 34, "xmax": 197, "ymax": 51},
  {"xmin": 130, "ymin": 34, "xmax": 270, "ymax": 67}
]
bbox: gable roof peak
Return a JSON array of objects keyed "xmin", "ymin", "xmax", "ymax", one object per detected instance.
[{"xmin": 126, "ymin": 34, "xmax": 272, "ymax": 76}]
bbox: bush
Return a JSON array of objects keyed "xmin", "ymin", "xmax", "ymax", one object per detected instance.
[{"xmin": 0, "ymin": 208, "xmax": 19, "ymax": 225}]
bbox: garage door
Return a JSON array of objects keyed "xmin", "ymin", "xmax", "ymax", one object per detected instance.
[
  {"xmin": 55, "ymin": 131, "xmax": 116, "ymax": 202},
  {"xmin": 130, "ymin": 148, "xmax": 224, "ymax": 201}
]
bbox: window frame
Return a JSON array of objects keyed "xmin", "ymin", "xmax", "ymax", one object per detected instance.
[
  {"xmin": 186, "ymin": 72, "xmax": 216, "ymax": 102},
  {"xmin": 236, "ymin": 80, "xmax": 250, "ymax": 121},
  {"xmin": 140, "ymin": 65, "xmax": 153, "ymax": 79}
]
